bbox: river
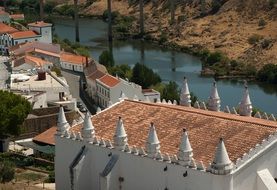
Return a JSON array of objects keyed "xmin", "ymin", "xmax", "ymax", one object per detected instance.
[{"xmin": 52, "ymin": 17, "xmax": 277, "ymax": 114}]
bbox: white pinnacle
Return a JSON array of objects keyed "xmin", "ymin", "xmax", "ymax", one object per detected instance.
[
  {"xmin": 207, "ymin": 81, "xmax": 221, "ymax": 112},
  {"xmin": 147, "ymin": 123, "xmax": 160, "ymax": 145},
  {"xmin": 115, "ymin": 117, "xmax": 127, "ymax": 138},
  {"xmin": 83, "ymin": 112, "xmax": 94, "ymax": 131},
  {"xmin": 180, "ymin": 77, "xmax": 191, "ymax": 107},
  {"xmin": 239, "ymin": 82, "xmax": 252, "ymax": 117},
  {"xmin": 179, "ymin": 128, "xmax": 193, "ymax": 153},
  {"xmin": 211, "ymin": 138, "xmax": 233, "ymax": 175}
]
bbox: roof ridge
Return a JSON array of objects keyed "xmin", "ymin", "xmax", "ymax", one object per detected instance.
[{"xmin": 124, "ymin": 99, "xmax": 277, "ymax": 129}]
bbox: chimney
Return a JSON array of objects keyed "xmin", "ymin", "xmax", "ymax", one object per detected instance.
[{"xmin": 86, "ymin": 57, "xmax": 89, "ymax": 67}]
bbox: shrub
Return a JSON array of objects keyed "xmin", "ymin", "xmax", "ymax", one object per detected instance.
[
  {"xmin": 257, "ymin": 64, "xmax": 277, "ymax": 84},
  {"xmin": 0, "ymin": 161, "xmax": 15, "ymax": 183},
  {"xmin": 45, "ymin": 171, "xmax": 55, "ymax": 183},
  {"xmin": 248, "ymin": 34, "xmax": 263, "ymax": 45},
  {"xmin": 99, "ymin": 50, "xmax": 115, "ymax": 68},
  {"xmin": 159, "ymin": 32, "xmax": 168, "ymax": 44},
  {"xmin": 206, "ymin": 51, "xmax": 224, "ymax": 65},
  {"xmin": 51, "ymin": 66, "xmax": 62, "ymax": 77},
  {"xmin": 258, "ymin": 18, "xmax": 267, "ymax": 27}
]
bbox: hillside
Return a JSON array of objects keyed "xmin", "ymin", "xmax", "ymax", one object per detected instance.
[{"xmin": 66, "ymin": 0, "xmax": 277, "ymax": 69}]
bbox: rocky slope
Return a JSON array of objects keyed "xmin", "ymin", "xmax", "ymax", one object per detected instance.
[{"xmin": 76, "ymin": 0, "xmax": 277, "ymax": 69}]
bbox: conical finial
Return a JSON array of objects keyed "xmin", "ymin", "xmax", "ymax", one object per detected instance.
[
  {"xmin": 114, "ymin": 117, "xmax": 128, "ymax": 151},
  {"xmin": 239, "ymin": 82, "xmax": 252, "ymax": 117},
  {"xmin": 57, "ymin": 106, "xmax": 70, "ymax": 136},
  {"xmin": 269, "ymin": 114, "xmax": 276, "ymax": 121},
  {"xmin": 96, "ymin": 107, "xmax": 101, "ymax": 114},
  {"xmin": 194, "ymin": 101, "xmax": 200, "ymax": 109},
  {"xmin": 224, "ymin": 106, "xmax": 231, "ymax": 113},
  {"xmin": 133, "ymin": 95, "xmax": 139, "ymax": 101},
  {"xmin": 180, "ymin": 76, "xmax": 191, "ymax": 107},
  {"xmin": 178, "ymin": 128, "xmax": 193, "ymax": 166},
  {"xmin": 211, "ymin": 138, "xmax": 233, "ymax": 175},
  {"xmin": 207, "ymin": 81, "xmax": 221, "ymax": 112},
  {"xmin": 146, "ymin": 122, "xmax": 160, "ymax": 158},
  {"xmin": 254, "ymin": 111, "xmax": 262, "ymax": 118},
  {"xmin": 82, "ymin": 112, "xmax": 95, "ymax": 142}
]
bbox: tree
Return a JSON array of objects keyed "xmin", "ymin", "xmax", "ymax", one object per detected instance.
[
  {"xmin": 131, "ymin": 63, "xmax": 161, "ymax": 89},
  {"xmin": 0, "ymin": 161, "xmax": 15, "ymax": 183},
  {"xmin": 257, "ymin": 64, "xmax": 277, "ymax": 84},
  {"xmin": 107, "ymin": 0, "xmax": 113, "ymax": 41},
  {"xmin": 108, "ymin": 64, "xmax": 132, "ymax": 79},
  {"xmin": 162, "ymin": 81, "xmax": 179, "ymax": 101},
  {"xmin": 0, "ymin": 90, "xmax": 32, "ymax": 138},
  {"xmin": 99, "ymin": 50, "xmax": 114, "ymax": 68}
]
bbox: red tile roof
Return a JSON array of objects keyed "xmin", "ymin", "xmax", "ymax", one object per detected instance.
[
  {"xmin": 10, "ymin": 14, "xmax": 24, "ymax": 20},
  {"xmin": 28, "ymin": 21, "xmax": 52, "ymax": 27},
  {"xmin": 61, "ymin": 52, "xmax": 87, "ymax": 65},
  {"xmin": 10, "ymin": 30, "xmax": 38, "ymax": 39},
  {"xmin": 0, "ymin": 23, "xmax": 18, "ymax": 34},
  {"xmin": 33, "ymin": 127, "xmax": 56, "ymax": 146},
  {"xmin": 71, "ymin": 100, "xmax": 277, "ymax": 166},
  {"xmin": 0, "ymin": 10, "xmax": 9, "ymax": 15},
  {"xmin": 97, "ymin": 74, "xmax": 120, "ymax": 88},
  {"xmin": 88, "ymin": 70, "xmax": 106, "ymax": 81}
]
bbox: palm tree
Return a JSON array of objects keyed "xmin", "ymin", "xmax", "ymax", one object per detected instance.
[{"xmin": 74, "ymin": 0, "xmax": 80, "ymax": 42}]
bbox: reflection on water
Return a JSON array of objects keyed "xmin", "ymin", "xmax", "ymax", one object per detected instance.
[{"xmin": 53, "ymin": 17, "xmax": 277, "ymax": 114}]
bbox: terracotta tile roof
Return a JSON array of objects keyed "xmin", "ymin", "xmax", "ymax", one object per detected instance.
[
  {"xmin": 61, "ymin": 52, "xmax": 87, "ymax": 65},
  {"xmin": 28, "ymin": 21, "xmax": 52, "ymax": 27},
  {"xmin": 0, "ymin": 10, "xmax": 9, "ymax": 15},
  {"xmin": 33, "ymin": 127, "xmax": 56, "ymax": 146},
  {"xmin": 97, "ymin": 74, "xmax": 120, "ymax": 88},
  {"xmin": 0, "ymin": 23, "xmax": 18, "ymax": 34},
  {"xmin": 25, "ymin": 55, "xmax": 50, "ymax": 67},
  {"xmin": 87, "ymin": 70, "xmax": 106, "ymax": 81},
  {"xmin": 10, "ymin": 41, "xmax": 61, "ymax": 56},
  {"xmin": 84, "ymin": 60, "xmax": 108, "ymax": 77},
  {"xmin": 10, "ymin": 30, "xmax": 39, "ymax": 39},
  {"xmin": 71, "ymin": 100, "xmax": 277, "ymax": 166},
  {"xmin": 34, "ymin": 48, "xmax": 60, "ymax": 58},
  {"xmin": 10, "ymin": 14, "xmax": 24, "ymax": 20}
]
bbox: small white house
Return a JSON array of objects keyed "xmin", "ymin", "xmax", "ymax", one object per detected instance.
[
  {"xmin": 96, "ymin": 74, "xmax": 149, "ymax": 108},
  {"xmin": 28, "ymin": 21, "xmax": 52, "ymax": 44},
  {"xmin": 60, "ymin": 52, "xmax": 87, "ymax": 72}
]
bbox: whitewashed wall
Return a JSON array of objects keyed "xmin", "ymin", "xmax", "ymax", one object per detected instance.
[
  {"xmin": 28, "ymin": 26, "xmax": 52, "ymax": 44},
  {"xmin": 55, "ymin": 136, "xmax": 235, "ymax": 190},
  {"xmin": 233, "ymin": 141, "xmax": 277, "ymax": 190},
  {"xmin": 61, "ymin": 61, "xmax": 84, "ymax": 72}
]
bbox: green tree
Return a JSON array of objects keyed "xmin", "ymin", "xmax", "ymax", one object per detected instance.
[
  {"xmin": 108, "ymin": 64, "xmax": 132, "ymax": 79},
  {"xmin": 0, "ymin": 160, "xmax": 15, "ymax": 183},
  {"xmin": 0, "ymin": 91, "xmax": 32, "ymax": 138},
  {"xmin": 162, "ymin": 81, "xmax": 179, "ymax": 101},
  {"xmin": 257, "ymin": 64, "xmax": 277, "ymax": 84},
  {"xmin": 131, "ymin": 63, "xmax": 161, "ymax": 89},
  {"xmin": 99, "ymin": 50, "xmax": 115, "ymax": 68}
]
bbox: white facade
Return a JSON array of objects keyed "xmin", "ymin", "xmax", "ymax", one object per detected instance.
[
  {"xmin": 96, "ymin": 77, "xmax": 147, "ymax": 108},
  {"xmin": 60, "ymin": 61, "xmax": 84, "ymax": 72},
  {"xmin": 55, "ymin": 126, "xmax": 277, "ymax": 190},
  {"xmin": 28, "ymin": 23, "xmax": 52, "ymax": 44},
  {"xmin": 11, "ymin": 72, "xmax": 70, "ymax": 102}
]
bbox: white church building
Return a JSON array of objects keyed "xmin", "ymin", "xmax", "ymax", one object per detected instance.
[{"xmin": 54, "ymin": 78, "xmax": 277, "ymax": 190}]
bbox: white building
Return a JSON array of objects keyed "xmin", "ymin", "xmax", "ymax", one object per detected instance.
[
  {"xmin": 0, "ymin": 21, "xmax": 52, "ymax": 54},
  {"xmin": 55, "ymin": 79, "xmax": 277, "ymax": 190},
  {"xmin": 11, "ymin": 71, "xmax": 70, "ymax": 102},
  {"xmin": 27, "ymin": 21, "xmax": 52, "ymax": 44},
  {"xmin": 60, "ymin": 52, "xmax": 88, "ymax": 72},
  {"xmin": 0, "ymin": 10, "xmax": 10, "ymax": 23},
  {"xmin": 96, "ymin": 74, "xmax": 148, "ymax": 108}
]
